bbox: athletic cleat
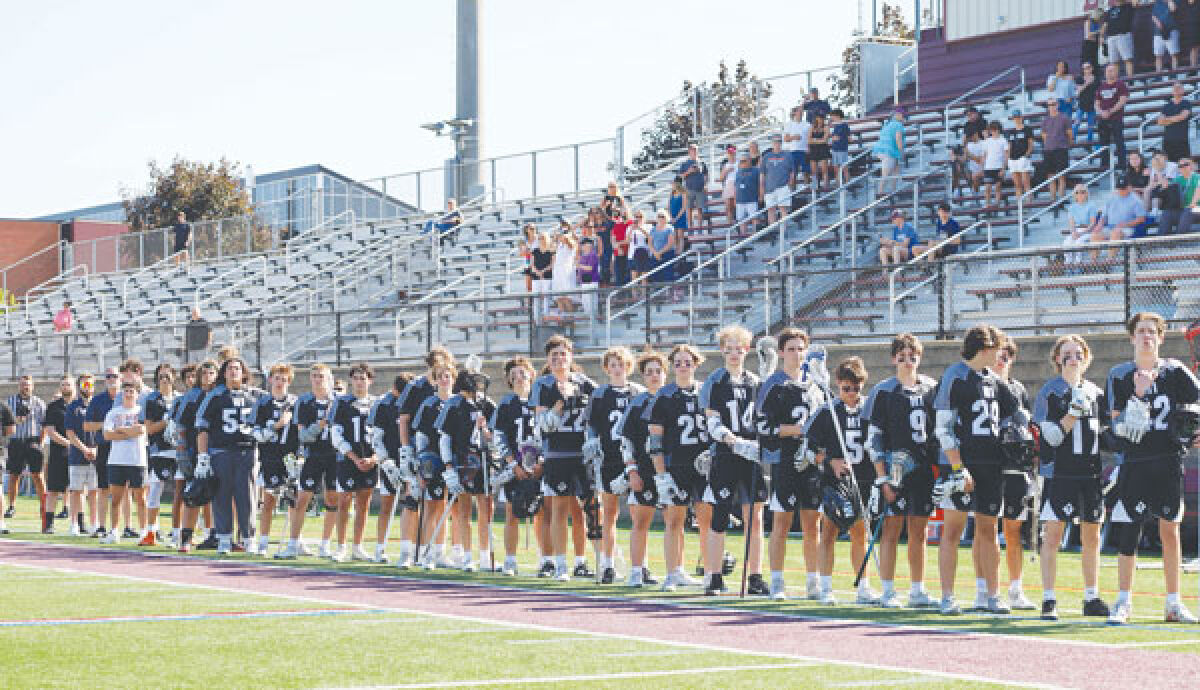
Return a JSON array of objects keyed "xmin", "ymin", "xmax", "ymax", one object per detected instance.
[
  {"xmin": 122, "ymin": 527, "xmax": 138, "ymax": 539},
  {"xmin": 178, "ymin": 542, "xmax": 192, "ymax": 553},
  {"xmin": 298, "ymin": 541, "xmax": 315, "ymax": 557},
  {"xmin": 572, "ymin": 563, "xmax": 594, "ymax": 578},
  {"xmin": 806, "ymin": 581, "xmax": 821, "ymax": 600},
  {"xmin": 216, "ymin": 539, "xmax": 232, "ymax": 555},
  {"xmin": 659, "ymin": 572, "xmax": 678, "ymax": 592},
  {"xmin": 721, "ymin": 551, "xmax": 737, "ymax": 575},
  {"xmin": 537, "ymin": 561, "xmax": 555, "ymax": 578},
  {"xmin": 987, "ymin": 596, "xmax": 1011, "ymax": 614},
  {"xmin": 879, "ymin": 590, "xmax": 902, "ymax": 608},
  {"xmin": 939, "ymin": 596, "xmax": 962, "ymax": 615},
  {"xmin": 907, "ymin": 591, "xmax": 938, "ymax": 608},
  {"xmin": 102, "ymin": 531, "xmax": 119, "ymax": 545},
  {"xmin": 317, "ymin": 543, "xmax": 333, "ymax": 559},
  {"xmin": 1009, "ymin": 589, "xmax": 1036, "ymax": 610},
  {"xmin": 554, "ymin": 568, "xmax": 570, "ymax": 582},
  {"xmin": 0, "ymin": 522, "xmax": 10, "ymax": 535},
  {"xmin": 91, "ymin": 526, "xmax": 105, "ymax": 539},
  {"xmin": 746, "ymin": 574, "xmax": 769, "ymax": 596},
  {"xmin": 351, "ymin": 545, "xmax": 371, "ymax": 561},
  {"xmin": 55, "ymin": 507, "xmax": 69, "ymax": 519},
  {"xmin": 138, "ymin": 532, "xmax": 157, "ymax": 547},
  {"xmin": 330, "ymin": 547, "xmax": 347, "ymax": 563},
  {"xmin": 1107, "ymin": 601, "xmax": 1132, "ymax": 625},
  {"xmin": 274, "ymin": 544, "xmax": 299, "ymax": 560},
  {"xmin": 640, "ymin": 568, "xmax": 658, "ymax": 586},
  {"xmin": 462, "ymin": 559, "xmax": 478, "ymax": 573},
  {"xmin": 197, "ymin": 534, "xmax": 219, "ymax": 550},
  {"xmin": 705, "ymin": 573, "xmax": 727, "ymax": 596},
  {"xmin": 818, "ymin": 588, "xmax": 838, "ymax": 606},
  {"xmin": 68, "ymin": 524, "xmax": 81, "ymax": 537},
  {"xmin": 600, "ymin": 567, "xmax": 616, "ymax": 584},
  {"xmin": 674, "ymin": 570, "xmax": 700, "ymax": 587},
  {"xmin": 42, "ymin": 527, "xmax": 55, "ymax": 535},
  {"xmin": 627, "ymin": 567, "xmax": 644, "ymax": 588},
  {"xmin": 434, "ymin": 553, "xmax": 459, "ymax": 569},
  {"xmin": 972, "ymin": 592, "xmax": 990, "ymax": 611},
  {"xmin": 769, "ymin": 580, "xmax": 787, "ymax": 601},
  {"xmin": 1165, "ymin": 602, "xmax": 1199, "ymax": 624},
  {"xmin": 1041, "ymin": 599, "xmax": 1059, "ymax": 621},
  {"xmin": 4, "ymin": 506, "xmax": 13, "ymax": 519},
  {"xmin": 231, "ymin": 543, "xmax": 245, "ymax": 553},
  {"xmin": 855, "ymin": 588, "xmax": 881, "ymax": 605},
  {"xmin": 1082, "ymin": 598, "xmax": 1110, "ymax": 617}
]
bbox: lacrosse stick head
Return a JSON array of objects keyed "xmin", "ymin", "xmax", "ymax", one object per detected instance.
[
  {"xmin": 755, "ymin": 335, "xmax": 779, "ymax": 380},
  {"xmin": 802, "ymin": 345, "xmax": 830, "ymax": 389},
  {"xmin": 888, "ymin": 449, "xmax": 915, "ymax": 485},
  {"xmin": 517, "ymin": 438, "xmax": 541, "ymax": 472}
]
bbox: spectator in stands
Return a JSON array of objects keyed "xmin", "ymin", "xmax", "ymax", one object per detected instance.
[
  {"xmin": 575, "ymin": 213, "xmax": 594, "ymax": 244},
  {"xmin": 610, "ymin": 207, "xmax": 632, "ymax": 286},
  {"xmin": 1007, "ymin": 112, "xmax": 1035, "ymax": 200},
  {"xmin": 679, "ymin": 145, "xmax": 709, "ymax": 228},
  {"xmin": 1064, "ymin": 184, "xmax": 1105, "ymax": 263},
  {"xmin": 965, "ymin": 129, "xmax": 986, "ymax": 197},
  {"xmin": 1159, "ymin": 82, "xmax": 1193, "ymax": 161},
  {"xmin": 879, "ymin": 209, "xmax": 918, "ymax": 265},
  {"xmin": 1076, "ymin": 61, "xmax": 1099, "ymax": 143},
  {"xmin": 172, "ymin": 211, "xmax": 191, "ymax": 265},
  {"xmin": 1152, "ymin": 153, "xmax": 1189, "ymax": 234},
  {"xmin": 185, "ymin": 308, "xmax": 211, "ymax": 363},
  {"xmin": 830, "ymin": 108, "xmax": 851, "ymax": 186},
  {"xmin": 1041, "ymin": 99, "xmax": 1074, "ymax": 199},
  {"xmin": 1152, "ymin": 0, "xmax": 1182, "ymax": 72},
  {"xmin": 669, "ymin": 177, "xmax": 687, "ymax": 232},
  {"xmin": 519, "ymin": 223, "xmax": 536, "ymax": 292},
  {"xmin": 1186, "ymin": 0, "xmax": 1200, "ymax": 68},
  {"xmin": 1099, "ymin": 0, "xmax": 1135, "ymax": 77},
  {"xmin": 551, "ymin": 231, "xmax": 578, "ymax": 315},
  {"xmin": 919, "ymin": 202, "xmax": 962, "ymax": 260},
  {"xmin": 803, "ymin": 88, "xmax": 831, "ymax": 123},
  {"xmin": 719, "ymin": 145, "xmax": 738, "ymax": 227},
  {"xmin": 530, "ymin": 231, "xmax": 554, "ymax": 316},
  {"xmin": 648, "ymin": 210, "xmax": 677, "ymax": 282},
  {"xmin": 1096, "ymin": 63, "xmax": 1130, "ymax": 169},
  {"xmin": 808, "ymin": 114, "xmax": 833, "ymax": 191},
  {"xmin": 627, "ymin": 210, "xmax": 653, "ymax": 300},
  {"xmin": 733, "ymin": 152, "xmax": 761, "ymax": 232},
  {"xmin": 1126, "ymin": 151, "xmax": 1151, "ymax": 204},
  {"xmin": 873, "ymin": 108, "xmax": 906, "ymax": 196},
  {"xmin": 1046, "ymin": 61, "xmax": 1077, "ymax": 121},
  {"xmin": 747, "ymin": 140, "xmax": 762, "ymax": 167},
  {"xmin": 577, "ymin": 238, "xmax": 599, "ymax": 316},
  {"xmin": 784, "ymin": 106, "xmax": 811, "ymax": 187},
  {"xmin": 600, "ymin": 181, "xmax": 628, "ymax": 220},
  {"xmin": 595, "ymin": 206, "xmax": 614, "ymax": 286},
  {"xmin": 1083, "ymin": 9, "xmax": 1104, "ymax": 69},
  {"xmin": 53, "ymin": 301, "xmax": 73, "ymax": 333},
  {"xmin": 962, "ymin": 106, "xmax": 986, "ymax": 147},
  {"xmin": 432, "ymin": 199, "xmax": 463, "ymax": 248},
  {"xmin": 948, "ymin": 144, "xmax": 971, "ymax": 199},
  {"xmin": 1102, "ymin": 174, "xmax": 1148, "ymax": 254},
  {"xmin": 982, "ymin": 121, "xmax": 1010, "ymax": 208},
  {"xmin": 760, "ymin": 133, "xmax": 795, "ymax": 226}
]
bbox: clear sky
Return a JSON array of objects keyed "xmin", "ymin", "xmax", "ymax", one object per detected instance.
[{"xmin": 1, "ymin": 0, "xmax": 866, "ymax": 218}]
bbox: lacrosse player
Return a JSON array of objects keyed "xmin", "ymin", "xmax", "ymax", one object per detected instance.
[
  {"xmin": 327, "ymin": 362, "xmax": 379, "ymax": 562},
  {"xmin": 175, "ymin": 360, "xmax": 218, "ymax": 552},
  {"xmin": 933, "ymin": 325, "xmax": 1028, "ymax": 615},
  {"xmin": 397, "ymin": 348, "xmax": 456, "ymax": 564},
  {"xmin": 757, "ymin": 328, "xmax": 826, "ymax": 601},
  {"xmin": 367, "ymin": 373, "xmax": 415, "ymax": 565},
  {"xmin": 250, "ymin": 364, "xmax": 299, "ymax": 556},
  {"xmin": 141, "ymin": 364, "xmax": 178, "ymax": 545},
  {"xmin": 700, "ymin": 326, "xmax": 766, "ymax": 597},
  {"xmin": 531, "ymin": 335, "xmax": 598, "ymax": 582},
  {"xmin": 1105, "ymin": 312, "xmax": 1200, "ymax": 624},
  {"xmin": 283, "ymin": 364, "xmax": 339, "ymax": 559},
  {"xmin": 411, "ymin": 363, "xmax": 459, "ymax": 569},
  {"xmin": 1032, "ymin": 335, "xmax": 1111, "ymax": 621},
  {"xmin": 586, "ymin": 346, "xmax": 644, "ymax": 584},
  {"xmin": 615, "ymin": 350, "xmax": 667, "ymax": 587},
  {"xmin": 491, "ymin": 357, "xmax": 547, "ymax": 576},
  {"xmin": 991, "ymin": 338, "xmax": 1037, "ymax": 611},
  {"xmin": 862, "ymin": 334, "xmax": 938, "ymax": 608},
  {"xmin": 194, "ymin": 357, "xmax": 259, "ymax": 554}
]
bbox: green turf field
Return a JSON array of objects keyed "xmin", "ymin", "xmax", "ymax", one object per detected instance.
[
  {"xmin": 0, "ymin": 562, "xmax": 1021, "ymax": 689},
  {"xmin": 4, "ymin": 495, "xmax": 1200, "ymax": 654}
]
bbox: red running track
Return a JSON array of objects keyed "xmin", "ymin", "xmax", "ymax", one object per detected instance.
[{"xmin": 0, "ymin": 541, "xmax": 1191, "ymax": 689}]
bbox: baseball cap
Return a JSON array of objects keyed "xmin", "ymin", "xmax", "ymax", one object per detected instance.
[
  {"xmin": 1011, "ymin": 110, "xmax": 1024, "ymax": 119},
  {"xmin": 769, "ymin": 133, "xmax": 782, "ymax": 141},
  {"xmin": 726, "ymin": 144, "xmax": 736, "ymax": 152},
  {"xmin": 891, "ymin": 209, "xmax": 904, "ymax": 218}
]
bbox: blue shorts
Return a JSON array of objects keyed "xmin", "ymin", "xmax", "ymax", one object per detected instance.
[{"xmin": 790, "ymin": 150, "xmax": 810, "ymax": 174}]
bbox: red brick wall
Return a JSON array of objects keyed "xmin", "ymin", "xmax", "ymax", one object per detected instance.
[{"xmin": 0, "ymin": 221, "xmax": 62, "ymax": 297}]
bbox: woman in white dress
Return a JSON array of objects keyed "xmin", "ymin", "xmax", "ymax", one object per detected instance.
[{"xmin": 551, "ymin": 231, "xmax": 578, "ymax": 315}]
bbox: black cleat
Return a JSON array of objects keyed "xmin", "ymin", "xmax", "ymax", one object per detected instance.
[
  {"xmin": 573, "ymin": 563, "xmax": 594, "ymax": 578},
  {"xmin": 640, "ymin": 568, "xmax": 658, "ymax": 586},
  {"xmin": 122, "ymin": 527, "xmax": 138, "ymax": 539},
  {"xmin": 721, "ymin": 551, "xmax": 737, "ymax": 575},
  {"xmin": 4, "ymin": 506, "xmax": 14, "ymax": 519},
  {"xmin": 746, "ymin": 573, "xmax": 769, "ymax": 596},
  {"xmin": 41, "ymin": 527, "xmax": 54, "ymax": 535},
  {"xmin": 1041, "ymin": 599, "xmax": 1059, "ymax": 621},
  {"xmin": 537, "ymin": 561, "xmax": 556, "ymax": 578},
  {"xmin": 600, "ymin": 567, "xmax": 616, "ymax": 584},
  {"xmin": 705, "ymin": 573, "xmax": 727, "ymax": 596},
  {"xmin": 55, "ymin": 508, "xmax": 68, "ymax": 519},
  {"xmin": 197, "ymin": 534, "xmax": 219, "ymax": 550},
  {"xmin": 1082, "ymin": 598, "xmax": 1111, "ymax": 618}
]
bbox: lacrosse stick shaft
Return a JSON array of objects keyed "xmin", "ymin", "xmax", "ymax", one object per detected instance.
[
  {"xmin": 414, "ymin": 489, "xmax": 426, "ymax": 563},
  {"xmin": 740, "ymin": 467, "xmax": 757, "ymax": 598},
  {"xmin": 380, "ymin": 479, "xmax": 404, "ymax": 550},
  {"xmin": 854, "ymin": 511, "xmax": 886, "ymax": 588},
  {"xmin": 817, "ymin": 381, "xmax": 882, "ymax": 577},
  {"xmin": 1028, "ymin": 471, "xmax": 1041, "ymax": 564},
  {"xmin": 423, "ymin": 491, "xmax": 459, "ymax": 562}
]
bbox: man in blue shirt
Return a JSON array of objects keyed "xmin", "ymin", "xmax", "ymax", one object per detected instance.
[
  {"xmin": 803, "ymin": 88, "xmax": 831, "ymax": 123},
  {"xmin": 679, "ymin": 144, "xmax": 709, "ymax": 228},
  {"xmin": 733, "ymin": 152, "xmax": 761, "ymax": 233},
  {"xmin": 84, "ymin": 367, "xmax": 119, "ymax": 537},
  {"xmin": 759, "ymin": 134, "xmax": 795, "ymax": 225},
  {"xmin": 1102, "ymin": 175, "xmax": 1147, "ymax": 258},
  {"xmin": 880, "ymin": 209, "xmax": 919, "ymax": 265},
  {"xmin": 1158, "ymin": 83, "xmax": 1192, "ymax": 162},
  {"xmin": 873, "ymin": 109, "xmax": 906, "ymax": 195}
]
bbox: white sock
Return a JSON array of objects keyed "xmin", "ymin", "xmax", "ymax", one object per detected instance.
[
  {"xmin": 1083, "ymin": 586, "xmax": 1098, "ymax": 601},
  {"xmin": 881, "ymin": 580, "xmax": 894, "ymax": 595},
  {"xmin": 807, "ymin": 572, "xmax": 819, "ymax": 586},
  {"xmin": 1167, "ymin": 592, "xmax": 1181, "ymax": 606},
  {"xmin": 771, "ymin": 570, "xmax": 785, "ymax": 586},
  {"xmin": 375, "ymin": 543, "xmax": 386, "ymax": 554},
  {"xmin": 1044, "ymin": 589, "xmax": 1056, "ymax": 602},
  {"xmin": 555, "ymin": 555, "xmax": 567, "ymax": 571},
  {"xmin": 399, "ymin": 540, "xmax": 413, "ymax": 553},
  {"xmin": 288, "ymin": 538, "xmax": 298, "ymax": 548},
  {"xmin": 820, "ymin": 575, "xmax": 833, "ymax": 590},
  {"xmin": 1116, "ymin": 590, "xmax": 1131, "ymax": 605},
  {"xmin": 479, "ymin": 550, "xmax": 490, "ymax": 565},
  {"xmin": 320, "ymin": 539, "xmax": 330, "ymax": 550},
  {"xmin": 505, "ymin": 555, "xmax": 517, "ymax": 566},
  {"xmin": 1009, "ymin": 579, "xmax": 1022, "ymax": 593},
  {"xmin": 575, "ymin": 555, "xmax": 586, "ymax": 566},
  {"xmin": 910, "ymin": 581, "xmax": 926, "ymax": 595},
  {"xmin": 258, "ymin": 536, "xmax": 269, "ymax": 549},
  {"xmin": 975, "ymin": 578, "xmax": 987, "ymax": 594},
  {"xmin": 598, "ymin": 555, "xmax": 610, "ymax": 569},
  {"xmin": 858, "ymin": 579, "xmax": 872, "ymax": 593}
]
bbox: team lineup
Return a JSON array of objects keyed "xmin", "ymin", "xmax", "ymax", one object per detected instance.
[{"xmin": 5, "ymin": 312, "xmax": 1199, "ymax": 630}]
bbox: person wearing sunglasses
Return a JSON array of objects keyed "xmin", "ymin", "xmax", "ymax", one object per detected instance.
[
  {"xmin": 1063, "ymin": 184, "xmax": 1103, "ymax": 265},
  {"xmin": 990, "ymin": 338, "xmax": 1037, "ymax": 613},
  {"xmin": 614, "ymin": 350, "xmax": 668, "ymax": 588},
  {"xmin": 862, "ymin": 333, "xmax": 939, "ymax": 609},
  {"xmin": 64, "ymin": 373, "xmax": 98, "ymax": 536},
  {"xmin": 1032, "ymin": 335, "xmax": 1111, "ymax": 622}
]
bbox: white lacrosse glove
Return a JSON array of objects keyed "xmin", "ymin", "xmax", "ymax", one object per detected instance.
[
  {"xmin": 887, "ymin": 449, "xmax": 915, "ymax": 489},
  {"xmin": 380, "ymin": 459, "xmax": 403, "ymax": 487},
  {"xmin": 654, "ymin": 472, "xmax": 681, "ymax": 505},
  {"xmin": 619, "ymin": 437, "xmax": 635, "ymax": 464},
  {"xmin": 582, "ymin": 437, "xmax": 603, "ymax": 466},
  {"xmin": 794, "ymin": 445, "xmax": 816, "ymax": 474},
  {"xmin": 1068, "ymin": 385, "xmax": 1094, "ymax": 418},
  {"xmin": 608, "ymin": 468, "xmax": 630, "ymax": 495},
  {"xmin": 1114, "ymin": 398, "xmax": 1152, "ymax": 443},
  {"xmin": 194, "ymin": 452, "xmax": 212, "ymax": 479},
  {"xmin": 803, "ymin": 346, "xmax": 830, "ymax": 389},
  {"xmin": 398, "ymin": 445, "xmax": 416, "ymax": 473},
  {"xmin": 491, "ymin": 464, "xmax": 516, "ymax": 488},
  {"xmin": 694, "ymin": 448, "xmax": 713, "ymax": 477},
  {"xmin": 283, "ymin": 453, "xmax": 301, "ymax": 481},
  {"xmin": 931, "ymin": 468, "xmax": 968, "ymax": 505},
  {"xmin": 442, "ymin": 466, "xmax": 464, "ymax": 495},
  {"xmin": 868, "ymin": 477, "xmax": 887, "ymax": 517},
  {"xmin": 732, "ymin": 438, "xmax": 760, "ymax": 463}
]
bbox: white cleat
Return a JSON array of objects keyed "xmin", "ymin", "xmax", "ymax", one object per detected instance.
[
  {"xmin": 1009, "ymin": 589, "xmax": 1036, "ymax": 611},
  {"xmin": 372, "ymin": 548, "xmax": 390, "ymax": 564},
  {"xmin": 103, "ymin": 531, "xmax": 119, "ymax": 545},
  {"xmin": 317, "ymin": 543, "xmax": 333, "ymax": 559},
  {"xmin": 462, "ymin": 559, "xmax": 478, "ymax": 572},
  {"xmin": 855, "ymin": 588, "xmax": 881, "ymax": 606},
  {"xmin": 1165, "ymin": 602, "xmax": 1199, "ymax": 624},
  {"xmin": 972, "ymin": 592, "xmax": 990, "ymax": 611},
  {"xmin": 626, "ymin": 567, "xmax": 644, "ymax": 588},
  {"xmin": 501, "ymin": 560, "xmax": 517, "ymax": 576},
  {"xmin": 907, "ymin": 590, "xmax": 938, "ymax": 608},
  {"xmin": 274, "ymin": 544, "xmax": 299, "ymax": 560},
  {"xmin": 394, "ymin": 548, "xmax": 412, "ymax": 569},
  {"xmin": 1107, "ymin": 601, "xmax": 1132, "ymax": 625},
  {"xmin": 351, "ymin": 545, "xmax": 371, "ymax": 561},
  {"xmin": 330, "ymin": 546, "xmax": 347, "ymax": 563},
  {"xmin": 806, "ymin": 581, "xmax": 821, "ymax": 601},
  {"xmin": 555, "ymin": 568, "xmax": 570, "ymax": 582},
  {"xmin": 434, "ymin": 554, "xmax": 459, "ymax": 569},
  {"xmin": 940, "ymin": 596, "xmax": 962, "ymax": 615},
  {"xmin": 878, "ymin": 590, "xmax": 902, "ymax": 608},
  {"xmin": 298, "ymin": 541, "xmax": 315, "ymax": 557},
  {"xmin": 819, "ymin": 588, "xmax": 838, "ymax": 606},
  {"xmin": 674, "ymin": 570, "xmax": 700, "ymax": 587},
  {"xmin": 769, "ymin": 580, "xmax": 787, "ymax": 601},
  {"xmin": 659, "ymin": 572, "xmax": 678, "ymax": 592}
]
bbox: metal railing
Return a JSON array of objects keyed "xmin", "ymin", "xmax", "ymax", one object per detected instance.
[
  {"xmin": 942, "ymin": 66, "xmax": 1026, "ymax": 151},
  {"xmin": 1137, "ymin": 95, "xmax": 1200, "ymax": 154},
  {"xmin": 887, "ymin": 218, "xmax": 994, "ymax": 329},
  {"xmin": 0, "ymin": 242, "xmax": 64, "ymax": 298},
  {"xmin": 893, "ymin": 45, "xmax": 918, "ymax": 106},
  {"xmin": 1016, "ymin": 146, "xmax": 1116, "ymax": 245},
  {"xmin": 603, "ymin": 249, "xmax": 696, "ymax": 346},
  {"xmin": 22, "ymin": 264, "xmax": 87, "ymax": 329}
]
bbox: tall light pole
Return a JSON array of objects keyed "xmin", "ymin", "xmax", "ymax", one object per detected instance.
[{"xmin": 456, "ymin": 0, "xmax": 481, "ymax": 201}]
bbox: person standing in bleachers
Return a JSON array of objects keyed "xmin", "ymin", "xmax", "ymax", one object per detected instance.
[
  {"xmin": 1097, "ymin": 63, "xmax": 1130, "ymax": 170},
  {"xmin": 873, "ymin": 108, "xmax": 906, "ymax": 196},
  {"xmin": 1158, "ymin": 82, "xmax": 1193, "ymax": 162},
  {"xmin": 530, "ymin": 231, "xmax": 554, "ymax": 318},
  {"xmin": 172, "ymin": 211, "xmax": 191, "ymax": 265},
  {"xmin": 1082, "ymin": 9, "xmax": 1104, "ymax": 70},
  {"xmin": 679, "ymin": 145, "xmax": 709, "ymax": 229},
  {"xmin": 760, "ymin": 133, "xmax": 795, "ymax": 227},
  {"xmin": 1046, "ymin": 61, "xmax": 1077, "ymax": 123},
  {"xmin": 718, "ymin": 145, "xmax": 738, "ymax": 228},
  {"xmin": 808, "ymin": 115, "xmax": 833, "ymax": 192},
  {"xmin": 1152, "ymin": 0, "xmax": 1183, "ymax": 73},
  {"xmin": 1007, "ymin": 112, "xmax": 1035, "ymax": 202},
  {"xmin": 1099, "ymin": 0, "xmax": 1136, "ymax": 78},
  {"xmin": 784, "ymin": 106, "xmax": 811, "ymax": 190},
  {"xmin": 1076, "ymin": 62, "xmax": 1099, "ymax": 144},
  {"xmin": 830, "ymin": 109, "xmax": 851, "ymax": 186},
  {"xmin": 733, "ymin": 152, "xmax": 761, "ymax": 234},
  {"xmin": 1041, "ymin": 99, "xmax": 1074, "ymax": 200}
]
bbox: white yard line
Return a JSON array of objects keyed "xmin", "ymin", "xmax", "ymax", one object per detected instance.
[
  {"xmin": 1116, "ymin": 638, "xmax": 1200, "ymax": 648},
  {"xmin": 334, "ymin": 663, "xmax": 818, "ymax": 688}
]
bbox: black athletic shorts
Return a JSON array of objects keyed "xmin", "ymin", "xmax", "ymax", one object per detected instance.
[
  {"xmin": 299, "ymin": 453, "xmax": 337, "ymax": 493},
  {"xmin": 1040, "ymin": 475, "xmax": 1104, "ymax": 524},
  {"xmin": 106, "ymin": 464, "xmax": 145, "ymax": 489},
  {"xmin": 1112, "ymin": 455, "xmax": 1185, "ymax": 523},
  {"xmin": 769, "ymin": 461, "xmax": 822, "ymax": 514},
  {"xmin": 45, "ymin": 453, "xmax": 69, "ymax": 493},
  {"xmin": 95, "ymin": 444, "xmax": 110, "ymax": 490},
  {"xmin": 665, "ymin": 462, "xmax": 706, "ymax": 506},
  {"xmin": 259, "ymin": 455, "xmax": 288, "ymax": 490},
  {"xmin": 942, "ymin": 463, "xmax": 1005, "ymax": 517},
  {"xmin": 600, "ymin": 461, "xmax": 626, "ymax": 495},
  {"xmin": 149, "ymin": 455, "xmax": 177, "ymax": 483},
  {"xmin": 459, "ymin": 466, "xmax": 486, "ymax": 495},
  {"xmin": 6, "ymin": 439, "xmax": 45, "ymax": 475},
  {"xmin": 541, "ymin": 456, "xmax": 590, "ymax": 499},
  {"xmin": 704, "ymin": 453, "xmax": 768, "ymax": 507},
  {"xmin": 983, "ymin": 168, "xmax": 1003, "ymax": 184},
  {"xmin": 335, "ymin": 459, "xmax": 378, "ymax": 493},
  {"xmin": 423, "ymin": 473, "xmax": 447, "ymax": 501},
  {"xmin": 1002, "ymin": 470, "xmax": 1036, "ymax": 521},
  {"xmin": 888, "ymin": 463, "xmax": 936, "ymax": 518},
  {"xmin": 1044, "ymin": 148, "xmax": 1069, "ymax": 175}
]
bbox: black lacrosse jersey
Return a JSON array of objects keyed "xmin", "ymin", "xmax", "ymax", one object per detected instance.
[
  {"xmin": 529, "ymin": 372, "xmax": 596, "ymax": 460},
  {"xmin": 195, "ymin": 384, "xmax": 258, "ymax": 450},
  {"xmin": 588, "ymin": 383, "xmax": 645, "ymax": 464},
  {"xmin": 490, "ymin": 393, "xmax": 534, "ymax": 461},
  {"xmin": 1033, "ymin": 376, "xmax": 1106, "ymax": 478},
  {"xmin": 700, "ymin": 367, "xmax": 760, "ymax": 460},
  {"xmin": 1106, "ymin": 358, "xmax": 1200, "ymax": 462},
  {"xmin": 645, "ymin": 382, "xmax": 709, "ymax": 469},
  {"xmin": 934, "ymin": 361, "xmax": 1024, "ymax": 465},
  {"xmin": 862, "ymin": 375, "xmax": 938, "ymax": 466},
  {"xmin": 294, "ymin": 392, "xmax": 336, "ymax": 458},
  {"xmin": 142, "ymin": 390, "xmax": 174, "ymax": 457},
  {"xmin": 44, "ymin": 397, "xmax": 69, "ymax": 462},
  {"xmin": 330, "ymin": 394, "xmax": 377, "ymax": 462},
  {"xmin": 412, "ymin": 395, "xmax": 447, "ymax": 457},
  {"xmin": 434, "ymin": 394, "xmax": 494, "ymax": 466},
  {"xmin": 805, "ymin": 399, "xmax": 867, "ymax": 464},
  {"xmin": 253, "ymin": 393, "xmax": 299, "ymax": 459},
  {"xmin": 367, "ymin": 391, "xmax": 401, "ymax": 459},
  {"xmin": 616, "ymin": 390, "xmax": 655, "ymax": 468},
  {"xmin": 172, "ymin": 386, "xmax": 205, "ymax": 452},
  {"xmin": 397, "ymin": 376, "xmax": 436, "ymax": 423},
  {"xmin": 755, "ymin": 371, "xmax": 825, "ymax": 466}
]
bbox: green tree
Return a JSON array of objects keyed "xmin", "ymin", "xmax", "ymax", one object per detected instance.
[
  {"xmin": 827, "ymin": 3, "xmax": 914, "ymax": 114},
  {"xmin": 626, "ymin": 60, "xmax": 771, "ymax": 178},
  {"xmin": 122, "ymin": 157, "xmax": 253, "ymax": 232}
]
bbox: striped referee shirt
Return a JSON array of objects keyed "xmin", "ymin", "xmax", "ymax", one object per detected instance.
[{"xmin": 6, "ymin": 394, "xmax": 47, "ymax": 440}]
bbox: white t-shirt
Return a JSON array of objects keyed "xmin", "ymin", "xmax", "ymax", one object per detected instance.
[
  {"xmin": 966, "ymin": 140, "xmax": 986, "ymax": 174},
  {"xmin": 783, "ymin": 120, "xmax": 811, "ymax": 152},
  {"xmin": 981, "ymin": 137, "xmax": 1008, "ymax": 170},
  {"xmin": 104, "ymin": 404, "xmax": 147, "ymax": 467}
]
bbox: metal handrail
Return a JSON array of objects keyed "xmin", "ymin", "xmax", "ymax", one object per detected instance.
[
  {"xmin": 284, "ymin": 209, "xmax": 356, "ymax": 275},
  {"xmin": 1020, "ymin": 148, "xmax": 1117, "ymax": 241},
  {"xmin": 119, "ymin": 250, "xmax": 188, "ymax": 316},
  {"xmin": 22, "ymin": 264, "xmax": 87, "ymax": 327},
  {"xmin": 1016, "ymin": 146, "xmax": 1112, "ymax": 244},
  {"xmin": 943, "ymin": 66, "xmax": 1026, "ymax": 147},
  {"xmin": 603, "ymin": 249, "xmax": 696, "ymax": 346},
  {"xmin": 887, "ymin": 219, "xmax": 993, "ymax": 329},
  {"xmin": 192, "ymin": 256, "xmax": 270, "ymax": 317},
  {"xmin": 0, "ymin": 241, "xmax": 66, "ymax": 298},
  {"xmin": 893, "ymin": 45, "xmax": 918, "ymax": 106}
]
